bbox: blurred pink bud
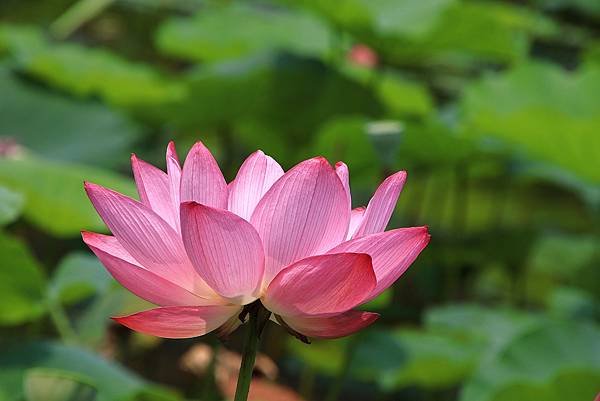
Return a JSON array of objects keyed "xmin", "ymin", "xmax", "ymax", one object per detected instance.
[
  {"xmin": 348, "ymin": 44, "xmax": 379, "ymax": 68},
  {"xmin": 0, "ymin": 137, "xmax": 25, "ymax": 159}
]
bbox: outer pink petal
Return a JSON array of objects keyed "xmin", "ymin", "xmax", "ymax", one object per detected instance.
[
  {"xmin": 228, "ymin": 150, "xmax": 284, "ymax": 221},
  {"xmin": 281, "ymin": 310, "xmax": 379, "ymax": 339},
  {"xmin": 329, "ymin": 227, "xmax": 430, "ymax": 301},
  {"xmin": 181, "ymin": 202, "xmax": 264, "ymax": 304},
  {"xmin": 113, "ymin": 305, "xmax": 241, "ymax": 339},
  {"xmin": 82, "ymin": 231, "xmax": 216, "ymax": 306},
  {"xmin": 352, "ymin": 171, "xmax": 407, "ymax": 239},
  {"xmin": 131, "ymin": 154, "xmax": 178, "ymax": 230},
  {"xmin": 250, "ymin": 157, "xmax": 350, "ymax": 284},
  {"xmin": 180, "ymin": 141, "xmax": 228, "ymax": 209},
  {"xmin": 347, "ymin": 206, "xmax": 366, "ymax": 240},
  {"xmin": 166, "ymin": 141, "xmax": 182, "ymax": 231},
  {"xmin": 263, "ymin": 253, "xmax": 376, "ymax": 317},
  {"xmin": 335, "ymin": 161, "xmax": 351, "ymax": 212},
  {"xmin": 84, "ymin": 182, "xmax": 203, "ymax": 293}
]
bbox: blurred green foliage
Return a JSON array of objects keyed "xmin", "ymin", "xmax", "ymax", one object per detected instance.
[{"xmin": 0, "ymin": 0, "xmax": 599, "ymax": 400}]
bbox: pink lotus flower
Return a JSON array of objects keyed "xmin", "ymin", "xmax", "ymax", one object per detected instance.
[{"xmin": 82, "ymin": 141, "xmax": 429, "ymax": 340}]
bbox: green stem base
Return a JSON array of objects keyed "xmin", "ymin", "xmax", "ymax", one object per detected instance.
[{"xmin": 233, "ymin": 302, "xmax": 270, "ymax": 401}]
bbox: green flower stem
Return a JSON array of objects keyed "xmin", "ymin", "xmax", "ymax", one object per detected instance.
[
  {"xmin": 47, "ymin": 298, "xmax": 78, "ymax": 344},
  {"xmin": 234, "ymin": 302, "xmax": 270, "ymax": 401}
]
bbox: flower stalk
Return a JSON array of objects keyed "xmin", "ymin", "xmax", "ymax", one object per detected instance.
[{"xmin": 234, "ymin": 302, "xmax": 271, "ymax": 401}]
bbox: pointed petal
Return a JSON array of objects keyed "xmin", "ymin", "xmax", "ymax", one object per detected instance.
[
  {"xmin": 180, "ymin": 141, "xmax": 228, "ymax": 209},
  {"xmin": 353, "ymin": 171, "xmax": 407, "ymax": 239},
  {"xmin": 80, "ymin": 230, "xmax": 137, "ymax": 264},
  {"xmin": 228, "ymin": 150, "xmax": 284, "ymax": 221},
  {"xmin": 131, "ymin": 154, "xmax": 177, "ymax": 229},
  {"xmin": 263, "ymin": 253, "xmax": 376, "ymax": 317},
  {"xmin": 335, "ymin": 161, "xmax": 351, "ymax": 211},
  {"xmin": 181, "ymin": 202, "xmax": 264, "ymax": 304},
  {"xmin": 281, "ymin": 310, "xmax": 379, "ymax": 339},
  {"xmin": 250, "ymin": 157, "xmax": 350, "ymax": 284},
  {"xmin": 82, "ymin": 231, "xmax": 215, "ymax": 306},
  {"xmin": 166, "ymin": 141, "xmax": 182, "ymax": 231},
  {"xmin": 113, "ymin": 305, "xmax": 241, "ymax": 339},
  {"xmin": 330, "ymin": 227, "xmax": 430, "ymax": 301},
  {"xmin": 84, "ymin": 182, "xmax": 201, "ymax": 292},
  {"xmin": 347, "ymin": 206, "xmax": 366, "ymax": 240}
]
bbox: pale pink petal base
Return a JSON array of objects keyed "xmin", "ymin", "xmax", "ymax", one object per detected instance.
[
  {"xmin": 215, "ymin": 313, "xmax": 244, "ymax": 339},
  {"xmin": 282, "ymin": 310, "xmax": 379, "ymax": 339},
  {"xmin": 181, "ymin": 202, "xmax": 264, "ymax": 304},
  {"xmin": 263, "ymin": 253, "xmax": 376, "ymax": 317},
  {"xmin": 113, "ymin": 305, "xmax": 241, "ymax": 339}
]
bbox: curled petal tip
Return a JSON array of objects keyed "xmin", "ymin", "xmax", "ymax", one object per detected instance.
[
  {"xmin": 418, "ymin": 225, "xmax": 431, "ymax": 237},
  {"xmin": 110, "ymin": 315, "xmax": 129, "ymax": 327},
  {"xmin": 167, "ymin": 141, "xmax": 178, "ymax": 157},
  {"xmin": 190, "ymin": 140, "xmax": 209, "ymax": 150},
  {"xmin": 83, "ymin": 181, "xmax": 99, "ymax": 191},
  {"xmin": 110, "ymin": 316, "xmax": 125, "ymax": 326},
  {"xmin": 310, "ymin": 155, "xmax": 330, "ymax": 166},
  {"xmin": 391, "ymin": 170, "xmax": 407, "ymax": 181},
  {"xmin": 81, "ymin": 230, "xmax": 106, "ymax": 242}
]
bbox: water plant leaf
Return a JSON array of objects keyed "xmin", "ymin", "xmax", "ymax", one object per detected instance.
[
  {"xmin": 0, "ymin": 232, "xmax": 46, "ymax": 325},
  {"xmin": 156, "ymin": 3, "xmax": 331, "ymax": 62},
  {"xmin": 0, "ymin": 66, "xmax": 142, "ymax": 167},
  {"xmin": 24, "ymin": 368, "xmax": 97, "ymax": 401},
  {"xmin": 0, "ymin": 156, "xmax": 135, "ymax": 237},
  {"xmin": 461, "ymin": 62, "xmax": 600, "ymax": 184}
]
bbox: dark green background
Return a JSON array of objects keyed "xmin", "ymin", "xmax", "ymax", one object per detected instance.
[{"xmin": 0, "ymin": 0, "xmax": 599, "ymax": 400}]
